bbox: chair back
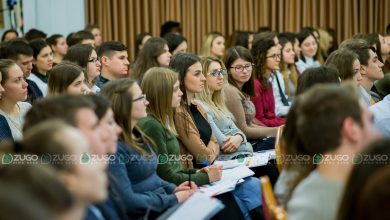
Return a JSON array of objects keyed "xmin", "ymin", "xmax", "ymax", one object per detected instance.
[{"xmin": 261, "ymin": 176, "xmax": 287, "ymax": 220}]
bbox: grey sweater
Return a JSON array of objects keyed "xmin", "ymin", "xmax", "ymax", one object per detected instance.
[{"xmin": 287, "ymin": 170, "xmax": 343, "ymax": 220}]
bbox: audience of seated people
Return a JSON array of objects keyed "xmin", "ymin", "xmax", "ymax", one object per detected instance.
[{"xmin": 0, "ymin": 23, "xmax": 389, "ymax": 220}]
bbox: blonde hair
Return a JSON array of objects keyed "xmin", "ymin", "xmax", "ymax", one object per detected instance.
[
  {"xmin": 200, "ymin": 32, "xmax": 224, "ymax": 58},
  {"xmin": 141, "ymin": 67, "xmax": 178, "ymax": 135},
  {"xmin": 318, "ymin": 28, "xmax": 332, "ymax": 59},
  {"xmin": 196, "ymin": 56, "xmax": 234, "ymax": 121}
]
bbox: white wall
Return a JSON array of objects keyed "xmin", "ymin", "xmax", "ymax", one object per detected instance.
[{"xmin": 23, "ymin": 0, "xmax": 85, "ymax": 37}]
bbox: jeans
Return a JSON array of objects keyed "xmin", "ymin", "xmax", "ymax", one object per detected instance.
[{"xmin": 231, "ymin": 177, "xmax": 262, "ymax": 220}]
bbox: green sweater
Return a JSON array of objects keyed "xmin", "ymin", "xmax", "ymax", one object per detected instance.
[{"xmin": 138, "ymin": 115, "xmax": 209, "ymax": 186}]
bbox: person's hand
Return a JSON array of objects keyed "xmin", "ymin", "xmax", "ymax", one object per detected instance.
[
  {"xmin": 175, "ymin": 189, "xmax": 194, "ymax": 202},
  {"xmin": 222, "ymin": 135, "xmax": 243, "ymax": 153},
  {"xmin": 202, "ymin": 165, "xmax": 222, "ymax": 182},
  {"xmin": 174, "ymin": 181, "xmax": 197, "ymax": 192}
]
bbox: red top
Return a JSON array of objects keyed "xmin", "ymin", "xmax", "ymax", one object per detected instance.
[{"xmin": 250, "ymin": 79, "xmax": 285, "ymax": 127}]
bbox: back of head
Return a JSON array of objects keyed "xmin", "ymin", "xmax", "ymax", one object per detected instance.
[
  {"xmin": 64, "ymin": 44, "xmax": 94, "ymax": 69},
  {"xmin": 48, "ymin": 61, "xmax": 84, "ymax": 96},
  {"xmin": 97, "ymin": 40, "xmax": 127, "ymax": 58},
  {"xmin": 296, "ymin": 66, "xmax": 340, "ymax": 95},
  {"xmin": 0, "ymin": 183, "xmax": 53, "ymax": 220},
  {"xmin": 338, "ymin": 138, "xmax": 390, "ymax": 220},
  {"xmin": 160, "ymin": 20, "xmax": 181, "ymax": 37},
  {"xmin": 67, "ymin": 30, "xmax": 94, "ymax": 47},
  {"xmin": 23, "ymin": 94, "xmax": 95, "ymax": 132},
  {"xmin": 0, "ymin": 39, "xmax": 33, "ymax": 60},
  {"xmin": 324, "ymin": 49, "xmax": 359, "ymax": 81},
  {"xmin": 0, "ymin": 163, "xmax": 74, "ymax": 214},
  {"xmin": 24, "ymin": 28, "xmax": 47, "ymax": 42},
  {"xmin": 296, "ymin": 83, "xmax": 361, "ymax": 156}
]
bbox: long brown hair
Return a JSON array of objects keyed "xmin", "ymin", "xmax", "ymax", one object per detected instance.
[
  {"xmin": 141, "ymin": 67, "xmax": 178, "ymax": 135},
  {"xmin": 100, "ymin": 78, "xmax": 155, "ymax": 156}
]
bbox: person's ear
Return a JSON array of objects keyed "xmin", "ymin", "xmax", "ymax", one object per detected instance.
[
  {"xmin": 342, "ymin": 117, "xmax": 360, "ymax": 144},
  {"xmin": 100, "ymin": 56, "xmax": 110, "ymax": 66}
]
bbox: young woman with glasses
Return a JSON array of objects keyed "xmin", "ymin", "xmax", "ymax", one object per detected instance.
[
  {"xmin": 223, "ymin": 46, "xmax": 278, "ymax": 152},
  {"xmin": 195, "ymin": 56, "xmax": 253, "ymax": 160},
  {"xmin": 64, "ymin": 44, "xmax": 101, "ymax": 93}
]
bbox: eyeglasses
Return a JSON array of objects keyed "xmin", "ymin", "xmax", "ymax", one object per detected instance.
[
  {"xmin": 88, "ymin": 57, "xmax": 101, "ymax": 64},
  {"xmin": 266, "ymin": 54, "xmax": 282, "ymax": 60},
  {"xmin": 209, "ymin": 68, "xmax": 227, "ymax": 77},
  {"xmin": 230, "ymin": 63, "xmax": 254, "ymax": 72},
  {"xmin": 132, "ymin": 94, "xmax": 147, "ymax": 104}
]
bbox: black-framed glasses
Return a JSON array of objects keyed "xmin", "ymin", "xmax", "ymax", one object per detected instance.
[
  {"xmin": 88, "ymin": 57, "xmax": 101, "ymax": 64},
  {"xmin": 209, "ymin": 69, "xmax": 227, "ymax": 77},
  {"xmin": 266, "ymin": 54, "xmax": 282, "ymax": 60},
  {"xmin": 132, "ymin": 94, "xmax": 147, "ymax": 103},
  {"xmin": 230, "ymin": 63, "xmax": 254, "ymax": 72}
]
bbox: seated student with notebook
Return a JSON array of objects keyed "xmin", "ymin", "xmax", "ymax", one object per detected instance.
[
  {"xmin": 101, "ymin": 79, "xmax": 195, "ymax": 219},
  {"xmin": 169, "ymin": 53, "xmax": 264, "ymax": 220}
]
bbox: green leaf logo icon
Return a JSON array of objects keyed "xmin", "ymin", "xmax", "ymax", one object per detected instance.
[
  {"xmin": 80, "ymin": 153, "xmax": 90, "ymax": 164},
  {"xmin": 353, "ymin": 154, "xmax": 363, "ymax": 164},
  {"xmin": 41, "ymin": 153, "xmax": 51, "ymax": 164},
  {"xmin": 2, "ymin": 153, "xmax": 13, "ymax": 164},
  {"xmin": 313, "ymin": 154, "xmax": 323, "ymax": 164},
  {"xmin": 158, "ymin": 154, "xmax": 168, "ymax": 164}
]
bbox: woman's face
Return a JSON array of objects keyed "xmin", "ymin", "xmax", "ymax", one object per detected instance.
[
  {"xmin": 172, "ymin": 41, "xmax": 188, "ymax": 55},
  {"xmin": 157, "ymin": 44, "xmax": 172, "ymax": 67},
  {"xmin": 34, "ymin": 46, "xmax": 53, "ymax": 73},
  {"xmin": 266, "ymin": 46, "xmax": 281, "ymax": 73},
  {"xmin": 67, "ymin": 73, "xmax": 87, "ymax": 95},
  {"xmin": 131, "ymin": 83, "xmax": 148, "ymax": 123},
  {"xmin": 352, "ymin": 58, "xmax": 363, "ymax": 83},
  {"xmin": 87, "ymin": 50, "xmax": 101, "ymax": 83},
  {"xmin": 184, "ymin": 62, "xmax": 205, "ymax": 94},
  {"xmin": 282, "ymin": 42, "xmax": 296, "ymax": 64},
  {"xmin": 91, "ymin": 28, "xmax": 102, "ymax": 47},
  {"xmin": 211, "ymin": 36, "xmax": 225, "ymax": 57},
  {"xmin": 171, "ymin": 80, "xmax": 183, "ymax": 108},
  {"xmin": 1, "ymin": 64, "xmax": 28, "ymax": 102},
  {"xmin": 229, "ymin": 58, "xmax": 253, "ymax": 85},
  {"xmin": 53, "ymin": 37, "xmax": 68, "ymax": 56},
  {"xmin": 99, "ymin": 108, "xmax": 122, "ymax": 154},
  {"xmin": 301, "ymin": 35, "xmax": 318, "ymax": 58},
  {"xmin": 379, "ymin": 34, "xmax": 390, "ymax": 56},
  {"xmin": 61, "ymin": 127, "xmax": 108, "ymax": 203},
  {"xmin": 205, "ymin": 61, "xmax": 225, "ymax": 92}
]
